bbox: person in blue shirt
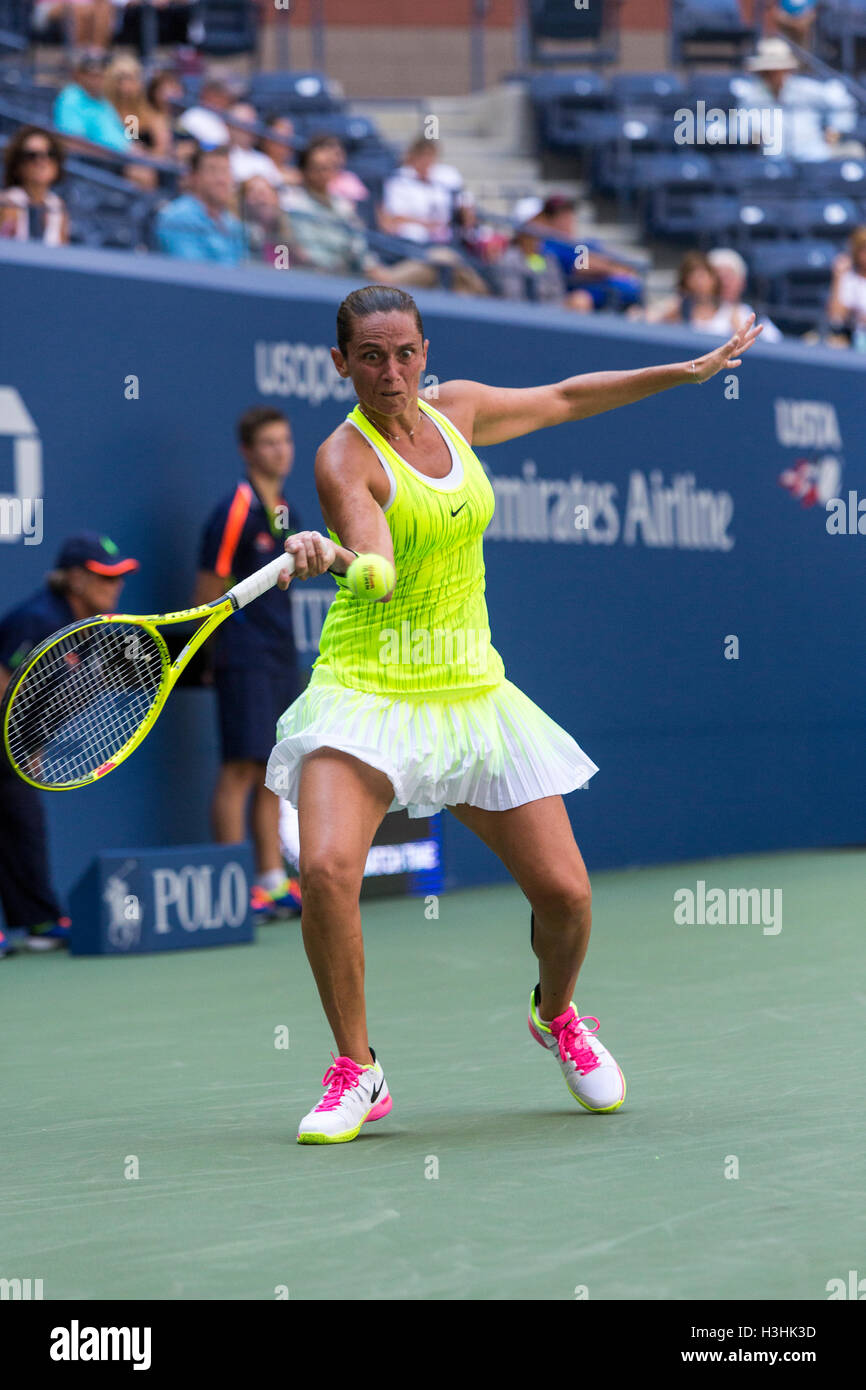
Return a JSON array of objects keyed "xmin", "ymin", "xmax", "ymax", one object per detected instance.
[
  {"xmin": 529, "ymin": 194, "xmax": 644, "ymax": 313},
  {"xmin": 0, "ymin": 533, "xmax": 139, "ymax": 957},
  {"xmin": 53, "ymin": 50, "xmax": 130, "ymax": 154},
  {"xmin": 156, "ymin": 145, "xmax": 249, "ymax": 265},
  {"xmin": 193, "ymin": 407, "xmax": 304, "ymax": 920}
]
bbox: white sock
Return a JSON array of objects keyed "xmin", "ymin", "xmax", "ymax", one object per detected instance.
[{"xmin": 257, "ymin": 869, "xmax": 285, "ymax": 893}]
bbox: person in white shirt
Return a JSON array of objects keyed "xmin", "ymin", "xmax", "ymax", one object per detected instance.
[
  {"xmin": 827, "ymin": 226, "xmax": 866, "ymax": 348},
  {"xmin": 706, "ymin": 248, "xmax": 784, "ymax": 342},
  {"xmin": 176, "ymin": 77, "xmax": 232, "ymax": 149},
  {"xmin": 380, "ymin": 137, "xmax": 459, "ymax": 245},
  {"xmin": 739, "ymin": 36, "xmax": 863, "ymax": 162},
  {"xmin": 227, "ymin": 102, "xmax": 284, "ymax": 187}
]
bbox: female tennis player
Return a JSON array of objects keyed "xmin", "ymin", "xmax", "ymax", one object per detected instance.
[{"xmin": 267, "ymin": 285, "xmax": 762, "ymax": 1144}]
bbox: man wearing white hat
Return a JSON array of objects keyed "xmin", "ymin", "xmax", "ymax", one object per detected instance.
[{"xmin": 739, "ymin": 36, "xmax": 863, "ymax": 161}]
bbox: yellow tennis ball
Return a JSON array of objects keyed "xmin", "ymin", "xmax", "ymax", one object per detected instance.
[{"xmin": 346, "ymin": 553, "xmax": 396, "ymax": 601}]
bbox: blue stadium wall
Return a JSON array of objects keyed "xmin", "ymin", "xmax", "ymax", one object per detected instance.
[{"xmin": 1, "ymin": 240, "xmax": 865, "ymax": 912}]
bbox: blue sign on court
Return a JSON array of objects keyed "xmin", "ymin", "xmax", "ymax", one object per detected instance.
[{"xmin": 68, "ymin": 843, "xmax": 256, "ymax": 955}]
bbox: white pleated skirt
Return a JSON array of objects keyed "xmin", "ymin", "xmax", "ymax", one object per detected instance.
[{"xmin": 265, "ymin": 664, "xmax": 598, "ymax": 819}]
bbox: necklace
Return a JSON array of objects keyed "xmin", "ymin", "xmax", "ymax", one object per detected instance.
[{"xmin": 358, "ymin": 404, "xmax": 420, "ymax": 443}]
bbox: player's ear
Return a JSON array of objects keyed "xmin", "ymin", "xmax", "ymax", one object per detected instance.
[{"xmin": 331, "ymin": 346, "xmax": 349, "ymax": 379}]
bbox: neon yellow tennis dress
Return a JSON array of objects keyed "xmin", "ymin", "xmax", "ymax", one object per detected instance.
[{"xmin": 265, "ymin": 398, "xmax": 598, "ymax": 816}]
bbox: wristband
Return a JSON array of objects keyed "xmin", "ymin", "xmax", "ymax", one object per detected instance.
[{"xmin": 327, "ymin": 547, "xmax": 358, "ymax": 576}]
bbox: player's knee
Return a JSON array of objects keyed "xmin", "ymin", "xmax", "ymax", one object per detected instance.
[
  {"xmin": 533, "ymin": 874, "xmax": 592, "ymax": 927},
  {"xmin": 299, "ymin": 850, "xmax": 364, "ymax": 902}
]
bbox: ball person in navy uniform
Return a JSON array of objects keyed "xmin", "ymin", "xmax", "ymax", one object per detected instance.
[
  {"xmin": 194, "ymin": 406, "xmax": 305, "ymax": 920},
  {"xmin": 0, "ymin": 534, "xmax": 139, "ymax": 956}
]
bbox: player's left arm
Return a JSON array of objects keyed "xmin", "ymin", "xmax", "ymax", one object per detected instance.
[
  {"xmin": 443, "ymin": 315, "xmax": 763, "ymax": 446},
  {"xmin": 0, "ymin": 664, "xmax": 10, "ymax": 701}
]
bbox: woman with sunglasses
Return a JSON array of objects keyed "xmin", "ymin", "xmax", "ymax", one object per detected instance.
[{"xmin": 0, "ymin": 127, "xmax": 68, "ymax": 245}]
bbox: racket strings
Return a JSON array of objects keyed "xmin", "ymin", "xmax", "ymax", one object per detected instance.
[{"xmin": 6, "ymin": 623, "xmax": 165, "ymax": 787}]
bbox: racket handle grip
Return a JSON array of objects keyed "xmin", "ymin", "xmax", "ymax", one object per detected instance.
[{"xmin": 227, "ymin": 553, "xmax": 296, "ymax": 610}]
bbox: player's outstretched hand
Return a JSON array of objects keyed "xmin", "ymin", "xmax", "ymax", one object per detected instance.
[
  {"xmin": 692, "ymin": 312, "xmax": 763, "ymax": 383},
  {"xmin": 279, "ymin": 531, "xmax": 337, "ymax": 588}
]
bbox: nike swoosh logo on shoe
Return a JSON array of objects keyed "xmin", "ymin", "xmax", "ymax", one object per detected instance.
[{"xmin": 369, "ymin": 1076, "xmax": 385, "ymax": 1104}]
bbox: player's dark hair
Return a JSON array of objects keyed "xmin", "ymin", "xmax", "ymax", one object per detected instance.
[
  {"xmin": 237, "ymin": 406, "xmax": 288, "ymax": 449},
  {"xmin": 336, "ymin": 286, "xmax": 424, "ymax": 357}
]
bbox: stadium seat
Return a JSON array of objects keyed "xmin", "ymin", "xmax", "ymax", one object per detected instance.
[
  {"xmin": 684, "ymin": 70, "xmax": 756, "ymax": 109},
  {"xmin": 816, "ymin": 0, "xmax": 866, "ymax": 76},
  {"xmin": 246, "ymin": 71, "xmax": 343, "ymax": 116},
  {"xmin": 528, "ymin": 71, "xmax": 610, "ymax": 109},
  {"xmin": 193, "ymin": 0, "xmax": 258, "ymax": 56},
  {"xmin": 609, "ymin": 72, "xmax": 688, "ymax": 113},
  {"xmin": 632, "ymin": 153, "xmax": 715, "ymax": 238},
  {"xmin": 61, "ymin": 158, "xmax": 159, "ymax": 252},
  {"xmin": 747, "ymin": 239, "xmax": 837, "ymax": 335},
  {"xmin": 671, "ymin": 0, "xmax": 760, "ymax": 68},
  {"xmin": 527, "ymin": 0, "xmax": 622, "ymax": 66},
  {"xmin": 794, "ymin": 157, "xmax": 866, "ymax": 194},
  {"xmin": 0, "ymin": 0, "xmax": 31, "ymax": 54},
  {"xmin": 707, "ymin": 152, "xmax": 799, "ymax": 194}
]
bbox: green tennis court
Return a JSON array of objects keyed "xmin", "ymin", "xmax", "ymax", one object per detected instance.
[{"xmin": 4, "ymin": 848, "xmax": 863, "ymax": 1301}]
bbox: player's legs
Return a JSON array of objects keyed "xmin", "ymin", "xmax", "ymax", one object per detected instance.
[
  {"xmin": 297, "ymin": 749, "xmax": 394, "ymax": 1066},
  {"xmin": 447, "ymin": 794, "xmax": 591, "ymax": 1021}
]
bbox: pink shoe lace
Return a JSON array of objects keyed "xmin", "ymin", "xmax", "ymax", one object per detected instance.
[
  {"xmin": 314, "ymin": 1054, "xmax": 364, "ymax": 1112},
  {"xmin": 551, "ymin": 1012, "xmax": 602, "ymax": 1075}
]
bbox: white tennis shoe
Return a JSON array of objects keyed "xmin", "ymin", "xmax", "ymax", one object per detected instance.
[
  {"xmin": 528, "ymin": 985, "xmax": 626, "ymax": 1112},
  {"xmin": 297, "ymin": 1049, "xmax": 392, "ymax": 1144}
]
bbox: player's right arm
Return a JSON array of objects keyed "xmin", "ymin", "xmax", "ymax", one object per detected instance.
[
  {"xmin": 0, "ymin": 664, "xmax": 10, "ymax": 701},
  {"xmin": 314, "ymin": 429, "xmax": 396, "ymax": 599}
]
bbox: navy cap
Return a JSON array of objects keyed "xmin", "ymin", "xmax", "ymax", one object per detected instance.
[{"xmin": 55, "ymin": 532, "xmax": 140, "ymax": 577}]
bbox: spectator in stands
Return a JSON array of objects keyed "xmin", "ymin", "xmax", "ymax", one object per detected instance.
[
  {"xmin": 770, "ymin": 0, "xmax": 817, "ymax": 48},
  {"xmin": 261, "ymin": 116, "xmax": 302, "ymax": 191},
  {"xmin": 313, "ymin": 134, "xmax": 370, "ymax": 208},
  {"xmin": 113, "ymin": 0, "xmax": 194, "ymax": 52},
  {"xmin": 0, "ymin": 534, "xmax": 139, "ymax": 956},
  {"xmin": 380, "ymin": 136, "xmax": 457, "ymax": 246},
  {"xmin": 283, "ymin": 138, "xmax": 436, "ymax": 288},
  {"xmin": 827, "ymin": 226, "xmax": 866, "ymax": 349},
  {"xmin": 639, "ymin": 251, "xmax": 723, "ymax": 327},
  {"xmin": 106, "ymin": 55, "xmax": 165, "ymax": 157},
  {"xmin": 496, "ymin": 223, "xmax": 600, "ymax": 310},
  {"xmin": 156, "ymin": 145, "xmax": 248, "ymax": 266},
  {"xmin": 176, "ymin": 77, "xmax": 233, "ymax": 150},
  {"xmin": 740, "ymin": 36, "xmax": 864, "ymax": 161},
  {"xmin": 104, "ymin": 54, "xmax": 166, "ymax": 187},
  {"xmin": 707, "ymin": 247, "xmax": 784, "ymax": 342},
  {"xmin": 0, "ymin": 127, "xmax": 68, "ymax": 245},
  {"xmin": 453, "ymin": 191, "xmax": 510, "ymax": 264},
  {"xmin": 228, "ymin": 102, "xmax": 285, "ymax": 187},
  {"xmin": 526, "ymin": 194, "xmax": 644, "ymax": 313},
  {"xmin": 53, "ymin": 50, "xmax": 130, "ymax": 154},
  {"xmin": 32, "ymin": 0, "xmax": 114, "ymax": 50},
  {"xmin": 377, "ymin": 137, "xmax": 488, "ymax": 293},
  {"xmin": 144, "ymin": 70, "xmax": 185, "ymax": 158},
  {"xmin": 240, "ymin": 176, "xmax": 293, "ymax": 269},
  {"xmin": 495, "ymin": 224, "xmax": 572, "ymax": 305}
]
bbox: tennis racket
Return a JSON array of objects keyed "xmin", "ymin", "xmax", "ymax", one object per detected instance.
[{"xmin": 1, "ymin": 552, "xmax": 295, "ymax": 791}]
